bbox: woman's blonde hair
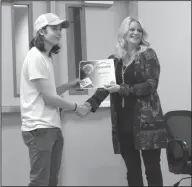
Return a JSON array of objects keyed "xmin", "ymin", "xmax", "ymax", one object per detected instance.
[{"xmin": 114, "ymin": 16, "xmax": 150, "ymax": 59}]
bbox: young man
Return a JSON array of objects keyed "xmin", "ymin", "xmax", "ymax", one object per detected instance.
[{"xmin": 20, "ymin": 13, "xmax": 87, "ymax": 186}]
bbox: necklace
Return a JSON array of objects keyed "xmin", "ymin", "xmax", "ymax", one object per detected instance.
[{"xmin": 121, "ymin": 54, "xmax": 135, "ymax": 108}]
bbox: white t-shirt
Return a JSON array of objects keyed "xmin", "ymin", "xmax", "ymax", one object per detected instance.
[{"xmin": 20, "ymin": 47, "xmax": 61, "ymax": 131}]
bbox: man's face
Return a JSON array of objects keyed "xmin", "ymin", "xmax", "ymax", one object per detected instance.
[{"xmin": 43, "ymin": 24, "xmax": 62, "ymax": 46}]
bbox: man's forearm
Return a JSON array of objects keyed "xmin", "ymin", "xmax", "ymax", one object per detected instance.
[
  {"xmin": 43, "ymin": 94, "xmax": 76, "ymax": 111},
  {"xmin": 56, "ymin": 82, "xmax": 73, "ymax": 95}
]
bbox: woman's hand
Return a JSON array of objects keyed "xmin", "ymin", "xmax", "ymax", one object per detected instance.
[{"xmin": 104, "ymin": 83, "xmax": 120, "ymax": 93}]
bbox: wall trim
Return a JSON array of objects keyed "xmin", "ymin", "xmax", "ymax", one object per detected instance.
[
  {"xmin": 2, "ymin": 106, "xmax": 21, "ymax": 113},
  {"xmin": 49, "ymin": 1, "xmax": 56, "ymax": 13},
  {"xmin": 11, "ymin": 1, "xmax": 33, "ymax": 98},
  {"xmin": 0, "ymin": 2, "xmax": 2, "ymax": 187},
  {"xmin": 100, "ymin": 100, "xmax": 110, "ymax": 107},
  {"xmin": 2, "ymin": 101, "xmax": 110, "ymax": 113},
  {"xmin": 128, "ymin": 0, "xmax": 138, "ymax": 18},
  {"xmin": 83, "ymin": 1, "xmax": 113, "ymax": 8},
  {"xmin": 65, "ymin": 2, "xmax": 88, "ymax": 95}
]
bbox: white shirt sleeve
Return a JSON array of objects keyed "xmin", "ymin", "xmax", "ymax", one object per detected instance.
[{"xmin": 27, "ymin": 55, "xmax": 48, "ymax": 81}]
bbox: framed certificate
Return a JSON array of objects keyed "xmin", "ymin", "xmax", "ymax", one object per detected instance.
[{"xmin": 79, "ymin": 59, "xmax": 116, "ymax": 89}]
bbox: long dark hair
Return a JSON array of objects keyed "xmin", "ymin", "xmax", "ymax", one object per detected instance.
[{"xmin": 29, "ymin": 27, "xmax": 61, "ymax": 57}]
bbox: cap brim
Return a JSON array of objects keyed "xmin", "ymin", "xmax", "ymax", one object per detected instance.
[
  {"xmin": 48, "ymin": 20, "xmax": 70, "ymax": 29},
  {"xmin": 61, "ymin": 20, "xmax": 70, "ymax": 28}
]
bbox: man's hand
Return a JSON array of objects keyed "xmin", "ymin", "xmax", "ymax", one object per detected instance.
[
  {"xmin": 104, "ymin": 83, "xmax": 120, "ymax": 93},
  {"xmin": 69, "ymin": 78, "xmax": 80, "ymax": 88},
  {"xmin": 57, "ymin": 78, "xmax": 81, "ymax": 95},
  {"xmin": 76, "ymin": 103, "xmax": 91, "ymax": 117}
]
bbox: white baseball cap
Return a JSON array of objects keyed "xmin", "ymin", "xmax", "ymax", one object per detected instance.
[{"xmin": 34, "ymin": 13, "xmax": 70, "ymax": 33}]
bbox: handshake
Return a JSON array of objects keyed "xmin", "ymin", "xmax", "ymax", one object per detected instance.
[{"xmin": 74, "ymin": 102, "xmax": 92, "ymax": 117}]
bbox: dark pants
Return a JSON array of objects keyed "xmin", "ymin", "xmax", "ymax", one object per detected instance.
[
  {"xmin": 119, "ymin": 132, "xmax": 163, "ymax": 186},
  {"xmin": 22, "ymin": 128, "xmax": 64, "ymax": 186}
]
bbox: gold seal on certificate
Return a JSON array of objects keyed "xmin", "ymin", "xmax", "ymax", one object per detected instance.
[{"xmin": 79, "ymin": 59, "xmax": 116, "ymax": 89}]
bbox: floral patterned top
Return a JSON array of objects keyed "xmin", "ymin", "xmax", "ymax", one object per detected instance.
[{"xmin": 86, "ymin": 47, "xmax": 167, "ymax": 154}]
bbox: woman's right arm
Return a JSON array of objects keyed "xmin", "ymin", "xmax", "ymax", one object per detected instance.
[{"xmin": 85, "ymin": 88, "xmax": 109, "ymax": 112}]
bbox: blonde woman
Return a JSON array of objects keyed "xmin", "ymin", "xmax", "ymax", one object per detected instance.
[{"xmin": 79, "ymin": 16, "xmax": 167, "ymax": 186}]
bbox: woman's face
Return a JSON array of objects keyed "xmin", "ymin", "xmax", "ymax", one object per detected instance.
[{"xmin": 126, "ymin": 21, "xmax": 143, "ymax": 45}]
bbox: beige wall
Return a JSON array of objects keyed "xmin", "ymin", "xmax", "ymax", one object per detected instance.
[
  {"xmin": 1, "ymin": 1, "xmax": 191, "ymax": 186},
  {"xmin": 2, "ymin": 3, "xmax": 16, "ymax": 106},
  {"xmin": 138, "ymin": 1, "xmax": 191, "ymax": 113},
  {"xmin": 137, "ymin": 1, "xmax": 191, "ymax": 185},
  {"xmin": 1, "ymin": 1, "xmax": 49, "ymax": 108}
]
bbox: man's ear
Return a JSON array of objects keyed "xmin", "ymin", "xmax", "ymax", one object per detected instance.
[{"xmin": 39, "ymin": 29, "xmax": 44, "ymax": 36}]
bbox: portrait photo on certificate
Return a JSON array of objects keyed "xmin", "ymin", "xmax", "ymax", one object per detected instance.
[{"xmin": 79, "ymin": 59, "xmax": 116, "ymax": 89}]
